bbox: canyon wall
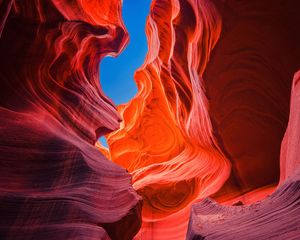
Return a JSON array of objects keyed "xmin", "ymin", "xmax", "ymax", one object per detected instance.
[
  {"xmin": 206, "ymin": 0, "xmax": 300, "ymax": 201},
  {"xmin": 186, "ymin": 0, "xmax": 300, "ymax": 239},
  {"xmin": 1, "ymin": 0, "xmax": 300, "ymax": 239},
  {"xmin": 0, "ymin": 1, "xmax": 141, "ymax": 239},
  {"xmin": 106, "ymin": 0, "xmax": 231, "ymax": 239},
  {"xmin": 187, "ymin": 70, "xmax": 300, "ymax": 240}
]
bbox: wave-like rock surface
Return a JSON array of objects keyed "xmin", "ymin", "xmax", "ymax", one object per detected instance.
[
  {"xmin": 104, "ymin": 0, "xmax": 231, "ymax": 239},
  {"xmin": 103, "ymin": 0, "xmax": 300, "ymax": 238},
  {"xmin": 0, "ymin": 1, "xmax": 141, "ymax": 239},
  {"xmin": 187, "ymin": 70, "xmax": 300, "ymax": 240},
  {"xmin": 2, "ymin": 0, "xmax": 300, "ymax": 239},
  {"xmin": 186, "ymin": 1, "xmax": 300, "ymax": 238},
  {"xmin": 205, "ymin": 0, "xmax": 300, "ymax": 200}
]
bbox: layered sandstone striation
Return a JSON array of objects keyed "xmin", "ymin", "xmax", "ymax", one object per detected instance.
[
  {"xmin": 206, "ymin": 0, "xmax": 300, "ymax": 201},
  {"xmin": 1, "ymin": 0, "xmax": 300, "ymax": 239},
  {"xmin": 186, "ymin": 70, "xmax": 300, "ymax": 240},
  {"xmin": 186, "ymin": 0, "xmax": 300, "ymax": 238},
  {"xmin": 0, "ymin": 1, "xmax": 141, "ymax": 239},
  {"xmin": 105, "ymin": 0, "xmax": 231, "ymax": 239}
]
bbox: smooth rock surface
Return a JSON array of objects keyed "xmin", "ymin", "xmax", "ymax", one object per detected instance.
[
  {"xmin": 186, "ymin": 70, "xmax": 300, "ymax": 240},
  {"xmin": 0, "ymin": 1, "xmax": 142, "ymax": 239}
]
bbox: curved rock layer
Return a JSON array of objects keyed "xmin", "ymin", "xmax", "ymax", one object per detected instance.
[
  {"xmin": 186, "ymin": 0, "xmax": 300, "ymax": 238},
  {"xmin": 206, "ymin": 0, "xmax": 300, "ymax": 201},
  {"xmin": 105, "ymin": 0, "xmax": 231, "ymax": 239},
  {"xmin": 2, "ymin": 0, "xmax": 300, "ymax": 239},
  {"xmin": 187, "ymin": 70, "xmax": 300, "ymax": 240},
  {"xmin": 103, "ymin": 0, "xmax": 300, "ymax": 238},
  {"xmin": 0, "ymin": 1, "xmax": 141, "ymax": 239}
]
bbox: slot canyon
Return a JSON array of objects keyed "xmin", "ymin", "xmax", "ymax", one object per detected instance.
[{"xmin": 0, "ymin": 0, "xmax": 300, "ymax": 239}]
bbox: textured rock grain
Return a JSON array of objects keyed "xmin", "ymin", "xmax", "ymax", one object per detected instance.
[
  {"xmin": 186, "ymin": 70, "xmax": 300, "ymax": 240},
  {"xmin": 0, "ymin": 1, "xmax": 142, "ymax": 239}
]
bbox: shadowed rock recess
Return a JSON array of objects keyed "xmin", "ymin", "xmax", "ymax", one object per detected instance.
[
  {"xmin": 186, "ymin": 71, "xmax": 300, "ymax": 240},
  {"xmin": 186, "ymin": 0, "xmax": 300, "ymax": 239},
  {"xmin": 1, "ymin": 0, "xmax": 300, "ymax": 240}
]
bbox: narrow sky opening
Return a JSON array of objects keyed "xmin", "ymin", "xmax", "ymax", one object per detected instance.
[
  {"xmin": 99, "ymin": 0, "xmax": 152, "ymax": 147},
  {"xmin": 99, "ymin": 0, "xmax": 151, "ymax": 105}
]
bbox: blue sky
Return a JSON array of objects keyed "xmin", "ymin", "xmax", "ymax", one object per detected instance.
[
  {"xmin": 100, "ymin": 0, "xmax": 151, "ymax": 105},
  {"xmin": 99, "ymin": 0, "xmax": 151, "ymax": 146}
]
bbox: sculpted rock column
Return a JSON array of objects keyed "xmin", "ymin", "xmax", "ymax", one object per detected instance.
[{"xmin": 105, "ymin": 0, "xmax": 231, "ymax": 239}]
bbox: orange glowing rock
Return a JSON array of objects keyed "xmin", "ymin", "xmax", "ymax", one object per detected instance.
[{"xmin": 104, "ymin": 0, "xmax": 231, "ymax": 238}]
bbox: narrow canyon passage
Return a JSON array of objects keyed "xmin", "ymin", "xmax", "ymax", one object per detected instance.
[
  {"xmin": 1, "ymin": 0, "xmax": 300, "ymax": 240},
  {"xmin": 98, "ymin": 0, "xmax": 151, "ymax": 147},
  {"xmin": 101, "ymin": 0, "xmax": 231, "ymax": 238},
  {"xmin": 99, "ymin": 0, "xmax": 151, "ymax": 105},
  {"xmin": 98, "ymin": 0, "xmax": 300, "ymax": 239}
]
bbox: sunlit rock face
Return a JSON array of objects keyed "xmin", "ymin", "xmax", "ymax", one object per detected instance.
[
  {"xmin": 105, "ymin": 0, "xmax": 231, "ymax": 239},
  {"xmin": 0, "ymin": 1, "xmax": 141, "ymax": 239},
  {"xmin": 103, "ymin": 0, "xmax": 300, "ymax": 239},
  {"xmin": 2, "ymin": 0, "xmax": 300, "ymax": 239}
]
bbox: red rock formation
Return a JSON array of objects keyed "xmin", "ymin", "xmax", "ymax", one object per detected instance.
[
  {"xmin": 2, "ymin": 0, "xmax": 300, "ymax": 239},
  {"xmin": 186, "ymin": 0, "xmax": 300, "ymax": 238},
  {"xmin": 102, "ymin": 0, "xmax": 300, "ymax": 238},
  {"xmin": 186, "ymin": 70, "xmax": 300, "ymax": 240},
  {"xmin": 0, "ymin": 1, "xmax": 141, "ymax": 239},
  {"xmin": 206, "ymin": 0, "xmax": 300, "ymax": 200},
  {"xmin": 104, "ymin": 0, "xmax": 231, "ymax": 239}
]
